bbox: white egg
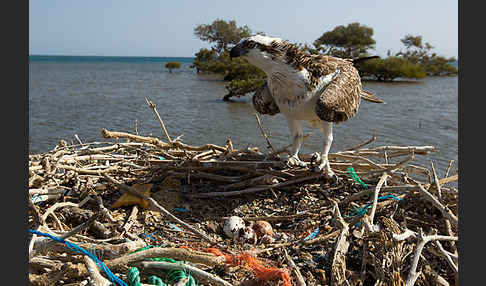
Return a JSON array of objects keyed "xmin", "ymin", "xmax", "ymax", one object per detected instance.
[{"xmin": 223, "ymin": 216, "xmax": 245, "ymax": 239}]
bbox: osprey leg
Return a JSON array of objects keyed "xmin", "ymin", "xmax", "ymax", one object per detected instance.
[
  {"xmin": 316, "ymin": 121, "xmax": 336, "ymax": 179},
  {"xmin": 285, "ymin": 118, "xmax": 307, "ymax": 167}
]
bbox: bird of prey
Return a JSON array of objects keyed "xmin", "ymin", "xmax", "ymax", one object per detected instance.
[{"xmin": 230, "ymin": 35, "xmax": 384, "ymax": 180}]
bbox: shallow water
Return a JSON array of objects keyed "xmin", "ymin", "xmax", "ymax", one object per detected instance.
[{"xmin": 29, "ymin": 59, "xmax": 458, "ymax": 175}]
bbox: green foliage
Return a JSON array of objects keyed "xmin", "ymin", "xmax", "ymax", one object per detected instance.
[
  {"xmin": 400, "ymin": 34, "xmax": 426, "ymax": 50},
  {"xmin": 192, "ymin": 48, "xmax": 219, "ymax": 73},
  {"xmin": 397, "ymin": 34, "xmax": 457, "ymax": 76},
  {"xmin": 194, "ymin": 19, "xmax": 252, "ymax": 55},
  {"xmin": 193, "ymin": 19, "xmax": 266, "ymax": 100},
  {"xmin": 421, "ymin": 56, "xmax": 458, "ymax": 76},
  {"xmin": 357, "ymin": 57, "xmax": 426, "ymax": 81},
  {"xmin": 313, "ymin": 22, "xmax": 376, "ymax": 58},
  {"xmin": 165, "ymin": 62, "xmax": 181, "ymax": 73}
]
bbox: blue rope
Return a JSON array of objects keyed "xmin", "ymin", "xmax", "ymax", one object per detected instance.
[
  {"xmin": 29, "ymin": 229, "xmax": 127, "ymax": 286},
  {"xmin": 344, "ymin": 194, "xmax": 402, "ymax": 219}
]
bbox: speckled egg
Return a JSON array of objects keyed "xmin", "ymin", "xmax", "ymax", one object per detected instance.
[
  {"xmin": 239, "ymin": 226, "xmax": 257, "ymax": 244},
  {"xmin": 252, "ymin": 220, "xmax": 274, "ymax": 237}
]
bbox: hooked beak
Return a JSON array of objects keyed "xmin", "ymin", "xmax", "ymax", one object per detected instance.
[{"xmin": 230, "ymin": 43, "xmax": 246, "ymax": 61}]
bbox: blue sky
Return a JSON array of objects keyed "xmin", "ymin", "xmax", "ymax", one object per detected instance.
[{"xmin": 29, "ymin": 0, "xmax": 458, "ymax": 58}]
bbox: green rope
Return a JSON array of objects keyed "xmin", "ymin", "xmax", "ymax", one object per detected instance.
[
  {"xmin": 347, "ymin": 167, "xmax": 368, "ymax": 189},
  {"xmin": 127, "ymin": 246, "xmax": 197, "ymax": 286},
  {"xmin": 127, "ymin": 267, "xmax": 141, "ymax": 286},
  {"xmin": 148, "ymin": 275, "xmax": 165, "ymax": 286}
]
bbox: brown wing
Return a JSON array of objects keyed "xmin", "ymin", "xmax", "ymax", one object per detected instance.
[
  {"xmin": 315, "ymin": 62, "xmax": 362, "ymax": 123},
  {"xmin": 252, "ymin": 82, "xmax": 280, "ymax": 115}
]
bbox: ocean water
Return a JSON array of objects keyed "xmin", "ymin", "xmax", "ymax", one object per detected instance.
[{"xmin": 29, "ymin": 55, "xmax": 458, "ymax": 176}]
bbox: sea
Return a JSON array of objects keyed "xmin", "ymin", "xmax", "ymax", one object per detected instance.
[{"xmin": 29, "ymin": 55, "xmax": 458, "ymax": 177}]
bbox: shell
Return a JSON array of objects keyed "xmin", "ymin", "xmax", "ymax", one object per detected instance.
[
  {"xmin": 252, "ymin": 220, "xmax": 274, "ymax": 237},
  {"xmin": 239, "ymin": 226, "xmax": 257, "ymax": 244},
  {"xmin": 223, "ymin": 216, "xmax": 245, "ymax": 239}
]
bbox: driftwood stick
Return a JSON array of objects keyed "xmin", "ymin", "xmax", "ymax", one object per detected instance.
[
  {"xmin": 254, "ymin": 113, "xmax": 278, "ymax": 155},
  {"xmin": 445, "ymin": 160, "xmax": 455, "ymax": 179},
  {"xmin": 430, "ymin": 161, "xmax": 442, "ymax": 199},
  {"xmin": 42, "ymin": 202, "xmax": 79, "ymax": 223},
  {"xmin": 404, "ymin": 229, "xmax": 458, "ymax": 286},
  {"xmin": 417, "ymin": 183, "xmax": 458, "ymax": 227},
  {"xmin": 36, "ymin": 239, "xmax": 147, "ymax": 260},
  {"xmin": 145, "ymin": 97, "xmax": 172, "ymax": 144},
  {"xmin": 102, "ymin": 173, "xmax": 215, "ymax": 243},
  {"xmin": 105, "ymin": 247, "xmax": 225, "ymax": 271},
  {"xmin": 434, "ymin": 241, "xmax": 458, "ymax": 273},
  {"xmin": 96, "ymin": 195, "xmax": 115, "ymax": 223},
  {"xmin": 28, "ymin": 196, "xmax": 45, "ymax": 226},
  {"xmin": 138, "ymin": 260, "xmax": 233, "ymax": 286},
  {"xmin": 84, "ymin": 256, "xmax": 111, "ymax": 286},
  {"xmin": 369, "ymin": 173, "xmax": 389, "ymax": 225},
  {"xmin": 38, "ymin": 212, "xmax": 100, "ymax": 252},
  {"xmin": 102, "ymin": 128, "xmax": 226, "ymax": 152},
  {"xmin": 330, "ymin": 201, "xmax": 350, "ymax": 285},
  {"xmin": 282, "ymin": 248, "xmax": 306, "ymax": 286},
  {"xmin": 58, "ymin": 165, "xmax": 117, "ymax": 175},
  {"xmin": 120, "ymin": 205, "xmax": 139, "ymax": 236}
]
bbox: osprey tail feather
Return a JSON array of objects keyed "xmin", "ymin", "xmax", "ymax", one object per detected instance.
[{"xmin": 361, "ymin": 90, "xmax": 385, "ymax": 104}]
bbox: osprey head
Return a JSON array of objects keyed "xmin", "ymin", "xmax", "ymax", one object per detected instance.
[{"xmin": 229, "ymin": 35, "xmax": 283, "ymax": 68}]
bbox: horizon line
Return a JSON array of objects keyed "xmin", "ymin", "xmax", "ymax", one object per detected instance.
[{"xmin": 29, "ymin": 54, "xmax": 196, "ymax": 58}]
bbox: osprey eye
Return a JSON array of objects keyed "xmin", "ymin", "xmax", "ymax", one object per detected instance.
[{"xmin": 247, "ymin": 41, "xmax": 256, "ymax": 48}]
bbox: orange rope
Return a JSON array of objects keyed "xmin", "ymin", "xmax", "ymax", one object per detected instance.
[{"xmin": 204, "ymin": 247, "xmax": 292, "ymax": 286}]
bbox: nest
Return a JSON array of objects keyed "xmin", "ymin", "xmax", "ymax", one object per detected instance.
[{"xmin": 28, "ymin": 99, "xmax": 458, "ymax": 286}]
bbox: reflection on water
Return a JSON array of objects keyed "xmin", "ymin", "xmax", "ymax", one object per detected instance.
[{"xmin": 29, "ymin": 61, "xmax": 457, "ymax": 175}]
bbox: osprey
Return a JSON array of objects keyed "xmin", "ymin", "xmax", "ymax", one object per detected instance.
[{"xmin": 230, "ymin": 35, "xmax": 384, "ymax": 180}]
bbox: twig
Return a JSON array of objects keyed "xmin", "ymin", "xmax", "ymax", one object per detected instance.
[
  {"xmin": 105, "ymin": 247, "xmax": 225, "ymax": 271},
  {"xmin": 417, "ymin": 183, "xmax": 458, "ymax": 227},
  {"xmin": 345, "ymin": 133, "xmax": 376, "ymax": 151},
  {"xmin": 434, "ymin": 240, "xmax": 458, "ymax": 273},
  {"xmin": 369, "ymin": 172, "xmax": 389, "ymax": 225},
  {"xmin": 96, "ymin": 195, "xmax": 116, "ymax": 223},
  {"xmin": 254, "ymin": 113, "xmax": 278, "ymax": 155},
  {"xmin": 74, "ymin": 134, "xmax": 84, "ymax": 146},
  {"xmin": 430, "ymin": 161, "xmax": 442, "ymax": 199},
  {"xmin": 330, "ymin": 201, "xmax": 350, "ymax": 285},
  {"xmin": 282, "ymin": 248, "xmax": 306, "ymax": 286},
  {"xmin": 101, "ymin": 128, "xmax": 226, "ymax": 152},
  {"xmin": 120, "ymin": 205, "xmax": 139, "ymax": 236},
  {"xmin": 405, "ymin": 228, "xmax": 458, "ymax": 286},
  {"xmin": 138, "ymin": 260, "xmax": 233, "ymax": 286},
  {"xmin": 84, "ymin": 256, "xmax": 111, "ymax": 286},
  {"xmin": 36, "ymin": 239, "xmax": 146, "ymax": 260},
  {"xmin": 42, "ymin": 202, "xmax": 79, "ymax": 223},
  {"xmin": 58, "ymin": 165, "xmax": 117, "ymax": 175},
  {"xmin": 444, "ymin": 160, "xmax": 455, "ymax": 178},
  {"xmin": 145, "ymin": 97, "xmax": 172, "ymax": 144}
]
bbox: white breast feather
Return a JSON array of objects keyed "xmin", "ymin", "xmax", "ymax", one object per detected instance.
[{"xmin": 269, "ymin": 66, "xmax": 340, "ymax": 125}]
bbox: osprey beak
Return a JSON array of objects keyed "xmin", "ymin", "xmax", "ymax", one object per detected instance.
[{"xmin": 230, "ymin": 44, "xmax": 245, "ymax": 61}]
